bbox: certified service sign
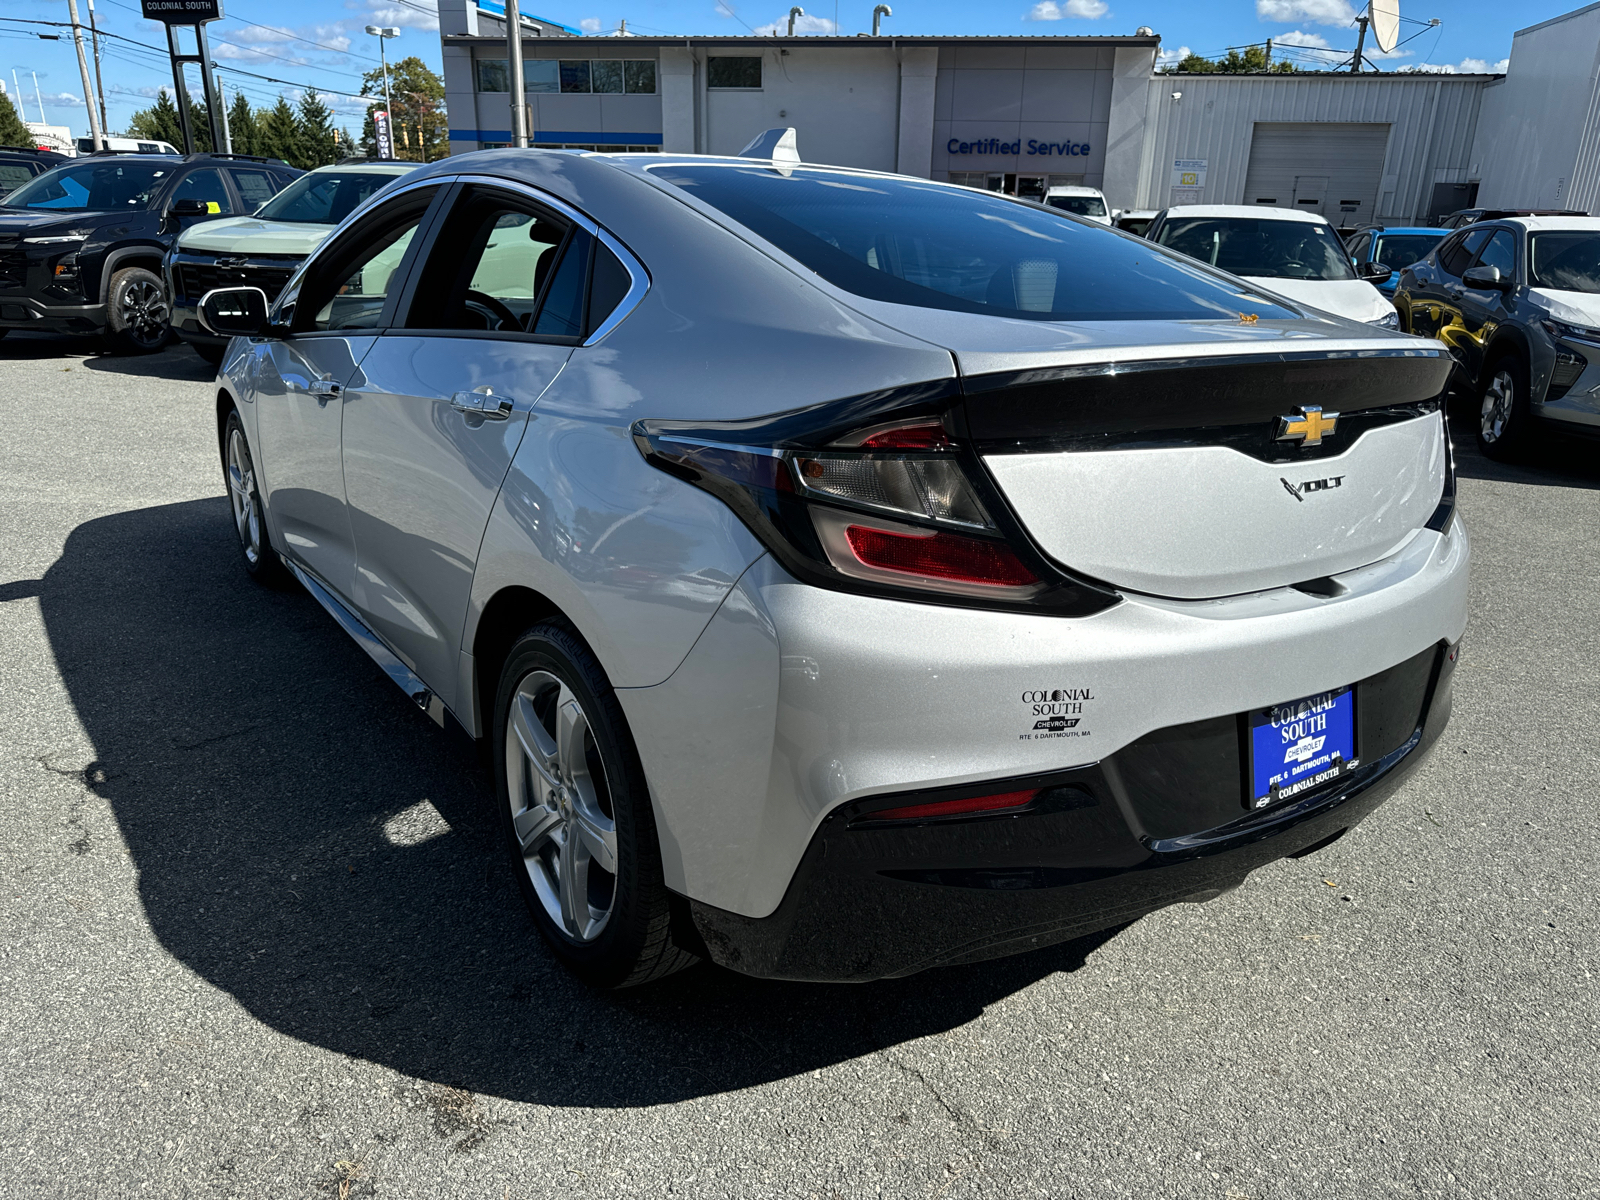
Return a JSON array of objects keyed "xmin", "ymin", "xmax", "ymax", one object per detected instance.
[{"xmin": 141, "ymin": 0, "xmax": 224, "ymax": 22}]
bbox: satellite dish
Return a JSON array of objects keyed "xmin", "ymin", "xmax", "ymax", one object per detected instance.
[{"xmin": 1370, "ymin": 0, "xmax": 1400, "ymax": 54}]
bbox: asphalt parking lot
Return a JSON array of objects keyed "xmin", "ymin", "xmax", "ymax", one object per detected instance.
[{"xmin": 1, "ymin": 331, "xmax": 1597, "ymax": 1199}]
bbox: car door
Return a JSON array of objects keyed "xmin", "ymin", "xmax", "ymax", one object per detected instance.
[
  {"xmin": 1408, "ymin": 228, "xmax": 1487, "ymax": 343},
  {"xmin": 1456, "ymin": 227, "xmax": 1517, "ymax": 387},
  {"xmin": 252, "ymin": 182, "xmax": 444, "ymax": 605},
  {"xmin": 225, "ymin": 166, "xmax": 281, "ymax": 214},
  {"xmin": 339, "ymin": 181, "xmax": 591, "ymax": 705}
]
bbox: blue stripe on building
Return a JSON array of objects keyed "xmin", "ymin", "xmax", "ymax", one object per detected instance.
[{"xmin": 449, "ymin": 130, "xmax": 664, "ymax": 144}]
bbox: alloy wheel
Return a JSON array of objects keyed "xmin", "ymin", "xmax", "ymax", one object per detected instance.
[
  {"xmin": 1480, "ymin": 366, "xmax": 1515, "ymax": 444},
  {"xmin": 227, "ymin": 427, "xmax": 261, "ymax": 565},
  {"xmin": 120, "ymin": 278, "xmax": 169, "ymax": 346},
  {"xmin": 505, "ymin": 670, "xmax": 619, "ymax": 942}
]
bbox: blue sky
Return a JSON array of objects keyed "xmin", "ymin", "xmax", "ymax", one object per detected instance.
[{"xmin": 0, "ymin": 0, "xmax": 1577, "ymax": 138}]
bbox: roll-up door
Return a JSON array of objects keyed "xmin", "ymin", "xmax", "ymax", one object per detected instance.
[{"xmin": 1242, "ymin": 122, "xmax": 1390, "ymax": 231}]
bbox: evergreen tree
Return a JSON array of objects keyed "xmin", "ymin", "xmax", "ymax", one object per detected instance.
[
  {"xmin": 128, "ymin": 89, "xmax": 185, "ymax": 147},
  {"xmin": 255, "ymin": 97, "xmax": 299, "ymax": 165},
  {"xmin": 187, "ymin": 99, "xmax": 214, "ymax": 152},
  {"xmin": 0, "ymin": 90, "xmax": 32, "ymax": 146},
  {"xmin": 226, "ymin": 92, "xmax": 256, "ymax": 156},
  {"xmin": 295, "ymin": 91, "xmax": 338, "ymax": 169},
  {"xmin": 359, "ymin": 56, "xmax": 446, "ymax": 161}
]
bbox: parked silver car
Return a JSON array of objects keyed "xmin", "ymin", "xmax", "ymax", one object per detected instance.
[{"xmin": 201, "ymin": 145, "xmax": 1469, "ymax": 986}]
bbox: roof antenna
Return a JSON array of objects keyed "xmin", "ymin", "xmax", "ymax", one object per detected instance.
[{"xmin": 737, "ymin": 127, "xmax": 801, "ymax": 168}]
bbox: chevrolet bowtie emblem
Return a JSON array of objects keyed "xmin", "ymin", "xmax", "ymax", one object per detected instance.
[{"xmin": 1276, "ymin": 405, "xmax": 1339, "ymax": 447}]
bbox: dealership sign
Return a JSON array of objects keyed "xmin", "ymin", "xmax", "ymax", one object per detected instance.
[
  {"xmin": 140, "ymin": 0, "xmax": 223, "ymax": 22},
  {"xmin": 948, "ymin": 137, "xmax": 1093, "ymax": 158},
  {"xmin": 373, "ymin": 110, "xmax": 394, "ymax": 161}
]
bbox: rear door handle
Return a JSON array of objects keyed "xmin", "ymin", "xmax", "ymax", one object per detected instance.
[{"xmin": 450, "ymin": 387, "xmax": 513, "ymax": 421}]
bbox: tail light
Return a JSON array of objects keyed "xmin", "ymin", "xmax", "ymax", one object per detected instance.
[{"xmin": 632, "ymin": 385, "xmax": 1118, "ymax": 615}]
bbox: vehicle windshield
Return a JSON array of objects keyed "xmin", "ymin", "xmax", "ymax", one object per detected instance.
[
  {"xmin": 3, "ymin": 161, "xmax": 169, "ymax": 211},
  {"xmin": 1528, "ymin": 232, "xmax": 1600, "ymax": 293},
  {"xmin": 1373, "ymin": 233, "xmax": 1443, "ymax": 271},
  {"xmin": 254, "ymin": 170, "xmax": 406, "ymax": 224},
  {"xmin": 1045, "ymin": 194, "xmax": 1107, "ymax": 217},
  {"xmin": 1156, "ymin": 217, "xmax": 1357, "ymax": 281},
  {"xmin": 651, "ymin": 166, "xmax": 1297, "ymax": 322}
]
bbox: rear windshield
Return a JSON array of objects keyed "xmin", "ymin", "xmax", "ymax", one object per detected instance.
[
  {"xmin": 1528, "ymin": 232, "xmax": 1600, "ymax": 293},
  {"xmin": 652, "ymin": 165, "xmax": 1297, "ymax": 322},
  {"xmin": 1373, "ymin": 233, "xmax": 1443, "ymax": 271},
  {"xmin": 4, "ymin": 161, "xmax": 169, "ymax": 211},
  {"xmin": 255, "ymin": 170, "xmax": 407, "ymax": 224},
  {"xmin": 1045, "ymin": 194, "xmax": 1107, "ymax": 218},
  {"xmin": 1156, "ymin": 217, "xmax": 1357, "ymax": 281}
]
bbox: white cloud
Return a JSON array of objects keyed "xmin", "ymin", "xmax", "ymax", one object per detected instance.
[
  {"xmin": 1400, "ymin": 57, "xmax": 1508, "ymax": 74},
  {"xmin": 1273, "ymin": 29, "xmax": 1330, "ymax": 49},
  {"xmin": 213, "ymin": 42, "xmax": 311, "ymax": 65},
  {"xmin": 359, "ymin": 0, "xmax": 440, "ymax": 33},
  {"xmin": 753, "ymin": 11, "xmax": 839, "ymax": 33},
  {"xmin": 1255, "ymin": 0, "xmax": 1355, "ymax": 26},
  {"xmin": 1156, "ymin": 44, "xmax": 1191, "ymax": 68},
  {"xmin": 579, "ymin": 17, "xmax": 603, "ymax": 32},
  {"xmin": 1027, "ymin": 0, "xmax": 1109, "ymax": 18},
  {"xmin": 36, "ymin": 91, "xmax": 84, "ymax": 108}
]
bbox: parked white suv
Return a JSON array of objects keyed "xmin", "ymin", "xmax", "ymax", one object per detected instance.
[{"xmin": 1043, "ymin": 185, "xmax": 1111, "ymax": 225}]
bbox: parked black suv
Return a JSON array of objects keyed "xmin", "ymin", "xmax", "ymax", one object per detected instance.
[
  {"xmin": 0, "ymin": 146, "xmax": 70, "ymax": 199},
  {"xmin": 0, "ymin": 152, "xmax": 300, "ymax": 352}
]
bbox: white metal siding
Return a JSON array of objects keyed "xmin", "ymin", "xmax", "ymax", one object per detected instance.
[
  {"xmin": 1141, "ymin": 74, "xmax": 1490, "ymax": 223},
  {"xmin": 1242, "ymin": 122, "xmax": 1390, "ymax": 226}
]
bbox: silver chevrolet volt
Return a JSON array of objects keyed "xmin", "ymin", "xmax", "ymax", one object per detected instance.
[{"xmin": 201, "ymin": 141, "xmax": 1468, "ymax": 987}]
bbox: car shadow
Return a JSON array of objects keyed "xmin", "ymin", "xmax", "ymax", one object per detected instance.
[
  {"xmin": 1446, "ymin": 396, "xmax": 1600, "ymax": 491},
  {"xmin": 1, "ymin": 331, "xmax": 215, "ymax": 381},
  {"xmin": 38, "ymin": 498, "xmax": 1122, "ymax": 1108}
]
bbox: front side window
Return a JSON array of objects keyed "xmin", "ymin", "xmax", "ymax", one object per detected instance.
[
  {"xmin": 708, "ymin": 57, "xmax": 762, "ymax": 88},
  {"xmin": 1529, "ymin": 231, "xmax": 1600, "ymax": 293},
  {"xmin": 1045, "ymin": 194, "xmax": 1106, "ymax": 218},
  {"xmin": 1438, "ymin": 229, "xmax": 1490, "ymax": 277},
  {"xmin": 294, "ymin": 188, "xmax": 438, "ymax": 332},
  {"xmin": 1154, "ymin": 217, "xmax": 1355, "ymax": 281},
  {"xmin": 1344, "ymin": 232, "xmax": 1371, "ymax": 260},
  {"xmin": 172, "ymin": 168, "xmax": 234, "ymax": 214},
  {"xmin": 4, "ymin": 161, "xmax": 169, "ymax": 211},
  {"xmin": 1474, "ymin": 229, "xmax": 1517, "ymax": 280},
  {"xmin": 255, "ymin": 171, "xmax": 406, "ymax": 225},
  {"xmin": 1373, "ymin": 233, "xmax": 1441, "ymax": 271},
  {"xmin": 654, "ymin": 165, "xmax": 1297, "ymax": 322}
]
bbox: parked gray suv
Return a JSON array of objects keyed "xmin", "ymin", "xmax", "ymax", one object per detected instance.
[{"xmin": 1395, "ymin": 216, "xmax": 1600, "ymax": 458}]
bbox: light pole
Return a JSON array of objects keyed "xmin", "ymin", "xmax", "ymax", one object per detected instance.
[{"xmin": 365, "ymin": 25, "xmax": 400, "ymax": 158}]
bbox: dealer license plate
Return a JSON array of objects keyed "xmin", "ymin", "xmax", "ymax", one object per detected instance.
[{"xmin": 1247, "ymin": 686, "xmax": 1358, "ymax": 810}]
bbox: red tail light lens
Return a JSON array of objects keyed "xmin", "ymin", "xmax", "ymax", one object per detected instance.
[
  {"xmin": 856, "ymin": 422, "xmax": 952, "ymax": 451},
  {"xmin": 869, "ymin": 789, "xmax": 1039, "ymax": 822},
  {"xmin": 845, "ymin": 525, "xmax": 1038, "ymax": 587}
]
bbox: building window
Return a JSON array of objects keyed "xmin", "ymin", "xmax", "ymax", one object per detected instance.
[
  {"xmin": 480, "ymin": 142, "xmax": 510, "ymax": 149},
  {"xmin": 708, "ymin": 57, "xmax": 762, "ymax": 89},
  {"xmin": 475, "ymin": 58, "xmax": 657, "ymax": 95}
]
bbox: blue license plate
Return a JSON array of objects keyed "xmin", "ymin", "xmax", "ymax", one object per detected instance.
[{"xmin": 1248, "ymin": 686, "xmax": 1358, "ymax": 810}]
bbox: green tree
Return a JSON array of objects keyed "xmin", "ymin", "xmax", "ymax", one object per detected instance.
[
  {"xmin": 226, "ymin": 91, "xmax": 256, "ymax": 156},
  {"xmin": 126, "ymin": 89, "xmax": 213, "ymax": 150},
  {"xmin": 0, "ymin": 90, "xmax": 31, "ymax": 146},
  {"xmin": 255, "ymin": 97, "xmax": 299, "ymax": 165},
  {"xmin": 1163, "ymin": 45, "xmax": 1297, "ymax": 74},
  {"xmin": 295, "ymin": 91, "xmax": 338, "ymax": 168},
  {"xmin": 359, "ymin": 56, "xmax": 446, "ymax": 161}
]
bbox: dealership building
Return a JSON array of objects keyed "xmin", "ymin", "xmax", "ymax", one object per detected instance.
[{"xmin": 437, "ymin": 0, "xmax": 1596, "ymax": 225}]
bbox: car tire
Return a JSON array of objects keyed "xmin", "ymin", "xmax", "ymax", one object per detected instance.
[
  {"xmin": 493, "ymin": 620, "xmax": 698, "ymax": 989},
  {"xmin": 1476, "ymin": 352, "xmax": 1532, "ymax": 461},
  {"xmin": 194, "ymin": 341, "xmax": 227, "ymax": 366},
  {"xmin": 222, "ymin": 409, "xmax": 288, "ymax": 586},
  {"xmin": 105, "ymin": 266, "xmax": 170, "ymax": 354}
]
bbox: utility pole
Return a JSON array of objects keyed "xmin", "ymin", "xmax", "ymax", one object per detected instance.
[
  {"xmin": 87, "ymin": 0, "xmax": 108, "ymax": 136},
  {"xmin": 66, "ymin": 0, "xmax": 105, "ymax": 152},
  {"xmin": 505, "ymin": 0, "xmax": 528, "ymax": 148},
  {"xmin": 1264, "ymin": 38, "xmax": 1272, "ymax": 70},
  {"xmin": 1350, "ymin": 14, "xmax": 1369, "ymax": 73},
  {"xmin": 217, "ymin": 75, "xmax": 232, "ymax": 153}
]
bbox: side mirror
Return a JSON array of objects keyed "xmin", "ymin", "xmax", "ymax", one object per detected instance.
[
  {"xmin": 170, "ymin": 197, "xmax": 210, "ymax": 218},
  {"xmin": 1357, "ymin": 260, "xmax": 1393, "ymax": 284},
  {"xmin": 199, "ymin": 287, "xmax": 273, "ymax": 338},
  {"xmin": 1462, "ymin": 264, "xmax": 1512, "ymax": 292}
]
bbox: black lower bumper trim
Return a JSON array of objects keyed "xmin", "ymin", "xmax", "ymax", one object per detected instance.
[{"xmin": 689, "ymin": 641, "xmax": 1456, "ymax": 982}]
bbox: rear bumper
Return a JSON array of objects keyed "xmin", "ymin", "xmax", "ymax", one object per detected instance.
[
  {"xmin": 689, "ymin": 638, "xmax": 1457, "ymax": 981},
  {"xmin": 0, "ymin": 295, "xmax": 106, "ymax": 334}
]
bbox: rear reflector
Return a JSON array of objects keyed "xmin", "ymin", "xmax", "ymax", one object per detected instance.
[
  {"xmin": 845, "ymin": 525, "xmax": 1038, "ymax": 587},
  {"xmin": 869, "ymin": 789, "xmax": 1040, "ymax": 822}
]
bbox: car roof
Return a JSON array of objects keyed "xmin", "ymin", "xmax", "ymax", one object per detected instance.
[
  {"xmin": 309, "ymin": 160, "xmax": 424, "ymax": 175},
  {"xmin": 1160, "ymin": 204, "xmax": 1330, "ymax": 225},
  {"xmin": 1497, "ymin": 216, "xmax": 1600, "ymax": 232},
  {"xmin": 1045, "ymin": 185, "xmax": 1103, "ymax": 196},
  {"xmin": 1370, "ymin": 226, "xmax": 1443, "ymax": 236}
]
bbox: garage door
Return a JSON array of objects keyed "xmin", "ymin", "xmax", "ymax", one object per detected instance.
[{"xmin": 1241, "ymin": 123, "xmax": 1390, "ymax": 231}]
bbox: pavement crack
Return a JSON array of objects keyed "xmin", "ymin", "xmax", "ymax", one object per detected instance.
[{"xmin": 175, "ymin": 723, "xmax": 268, "ymax": 752}]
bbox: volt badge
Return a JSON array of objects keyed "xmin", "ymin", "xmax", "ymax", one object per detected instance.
[{"xmin": 1276, "ymin": 405, "xmax": 1339, "ymax": 447}]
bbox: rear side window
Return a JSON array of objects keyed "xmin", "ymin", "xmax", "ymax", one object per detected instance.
[
  {"xmin": 533, "ymin": 229, "xmax": 594, "ymax": 337},
  {"xmin": 654, "ymin": 165, "xmax": 1298, "ymax": 322},
  {"xmin": 587, "ymin": 242, "xmax": 632, "ymax": 332},
  {"xmin": 228, "ymin": 168, "xmax": 279, "ymax": 210},
  {"xmin": 1438, "ymin": 229, "xmax": 1490, "ymax": 277}
]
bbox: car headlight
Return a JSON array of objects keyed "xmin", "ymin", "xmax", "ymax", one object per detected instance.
[
  {"xmin": 1541, "ymin": 317, "xmax": 1600, "ymax": 344},
  {"xmin": 1369, "ymin": 310, "xmax": 1400, "ymax": 329}
]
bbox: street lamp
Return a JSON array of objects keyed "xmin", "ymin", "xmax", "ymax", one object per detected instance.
[{"xmin": 365, "ymin": 25, "xmax": 400, "ymax": 158}]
